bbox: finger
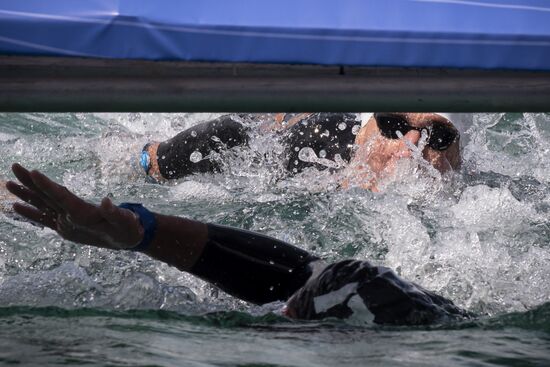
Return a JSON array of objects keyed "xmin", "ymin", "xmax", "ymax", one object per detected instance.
[
  {"xmin": 11, "ymin": 163, "xmax": 36, "ymax": 190},
  {"xmin": 6, "ymin": 181, "xmax": 52, "ymax": 211},
  {"xmin": 13, "ymin": 202, "xmax": 57, "ymax": 229},
  {"xmin": 29, "ymin": 169, "xmax": 99, "ymax": 223},
  {"xmin": 12, "ymin": 164, "xmax": 63, "ymax": 212}
]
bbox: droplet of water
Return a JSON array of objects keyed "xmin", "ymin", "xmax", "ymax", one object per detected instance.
[
  {"xmin": 190, "ymin": 131, "xmax": 197, "ymax": 137},
  {"xmin": 189, "ymin": 151, "xmax": 202, "ymax": 163},
  {"xmin": 338, "ymin": 122, "xmax": 347, "ymax": 130},
  {"xmin": 319, "ymin": 149, "xmax": 327, "ymax": 158},
  {"xmin": 211, "ymin": 135, "xmax": 221, "ymax": 143},
  {"xmin": 352, "ymin": 125, "xmax": 361, "ymax": 135},
  {"xmin": 298, "ymin": 147, "xmax": 317, "ymax": 162}
]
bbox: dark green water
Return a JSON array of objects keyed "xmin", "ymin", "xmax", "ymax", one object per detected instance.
[
  {"xmin": 0, "ymin": 113, "xmax": 549, "ymax": 366},
  {"xmin": 1, "ymin": 304, "xmax": 549, "ymax": 366}
]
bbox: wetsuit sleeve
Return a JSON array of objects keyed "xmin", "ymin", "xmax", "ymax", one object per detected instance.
[
  {"xmin": 155, "ymin": 115, "xmax": 249, "ymax": 179},
  {"xmin": 282, "ymin": 113, "xmax": 361, "ymax": 174},
  {"xmin": 190, "ymin": 223, "xmax": 319, "ymax": 305}
]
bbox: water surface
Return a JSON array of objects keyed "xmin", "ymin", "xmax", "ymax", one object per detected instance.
[{"xmin": 0, "ymin": 113, "xmax": 548, "ymax": 366}]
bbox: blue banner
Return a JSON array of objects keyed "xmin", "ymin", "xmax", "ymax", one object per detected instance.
[{"xmin": 1, "ymin": 0, "xmax": 549, "ymax": 70}]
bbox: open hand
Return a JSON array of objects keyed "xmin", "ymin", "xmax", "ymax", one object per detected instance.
[{"xmin": 6, "ymin": 163, "xmax": 144, "ymax": 250}]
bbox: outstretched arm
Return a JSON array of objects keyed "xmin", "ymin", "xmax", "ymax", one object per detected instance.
[
  {"xmin": 6, "ymin": 163, "xmax": 208, "ymax": 271},
  {"xmin": 6, "ymin": 163, "xmax": 317, "ymax": 304}
]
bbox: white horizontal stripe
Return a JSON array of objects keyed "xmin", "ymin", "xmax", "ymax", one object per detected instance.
[
  {"xmin": 1, "ymin": 9, "xmax": 550, "ymax": 48},
  {"xmin": 0, "ymin": 36, "xmax": 92, "ymax": 57},
  {"xmin": 415, "ymin": 0, "xmax": 550, "ymax": 13}
]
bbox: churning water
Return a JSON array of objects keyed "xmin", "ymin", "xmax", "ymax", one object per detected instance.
[{"xmin": 0, "ymin": 113, "xmax": 548, "ymax": 366}]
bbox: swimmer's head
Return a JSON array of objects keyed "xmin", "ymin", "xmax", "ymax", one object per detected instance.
[{"xmin": 351, "ymin": 113, "xmax": 461, "ymax": 187}]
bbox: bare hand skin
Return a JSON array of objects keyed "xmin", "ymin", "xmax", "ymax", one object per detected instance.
[
  {"xmin": 6, "ymin": 163, "xmax": 208, "ymax": 271},
  {"xmin": 6, "ymin": 163, "xmax": 144, "ymax": 249}
]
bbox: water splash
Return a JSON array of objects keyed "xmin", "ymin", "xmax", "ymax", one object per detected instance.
[{"xmin": 0, "ymin": 113, "xmax": 548, "ymax": 320}]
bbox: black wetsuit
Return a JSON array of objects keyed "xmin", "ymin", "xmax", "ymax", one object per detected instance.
[
  {"xmin": 152, "ymin": 114, "xmax": 471, "ymax": 324},
  {"xmin": 151, "ymin": 113, "xmax": 362, "ymax": 180},
  {"xmin": 155, "ymin": 115, "xmax": 249, "ymax": 179},
  {"xmin": 282, "ymin": 113, "xmax": 361, "ymax": 173},
  {"xmin": 190, "ymin": 224, "xmax": 472, "ymax": 325}
]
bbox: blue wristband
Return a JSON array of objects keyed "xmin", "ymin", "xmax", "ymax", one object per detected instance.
[
  {"xmin": 140, "ymin": 144, "xmax": 152, "ymax": 175},
  {"xmin": 118, "ymin": 202, "xmax": 157, "ymax": 252}
]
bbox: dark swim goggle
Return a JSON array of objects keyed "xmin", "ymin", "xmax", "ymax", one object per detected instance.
[{"xmin": 374, "ymin": 113, "xmax": 459, "ymax": 151}]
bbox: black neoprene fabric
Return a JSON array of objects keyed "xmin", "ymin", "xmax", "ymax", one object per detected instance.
[
  {"xmin": 282, "ymin": 113, "xmax": 361, "ymax": 173},
  {"xmin": 156, "ymin": 115, "xmax": 249, "ymax": 179},
  {"xmin": 286, "ymin": 260, "xmax": 473, "ymax": 324},
  {"xmin": 190, "ymin": 223, "xmax": 319, "ymax": 305},
  {"xmin": 189, "ymin": 225, "xmax": 472, "ymax": 325},
  {"xmin": 153, "ymin": 113, "xmax": 361, "ymax": 179}
]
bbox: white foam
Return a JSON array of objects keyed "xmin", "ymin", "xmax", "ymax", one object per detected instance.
[{"xmin": 1, "ymin": 112, "xmax": 548, "ymax": 317}]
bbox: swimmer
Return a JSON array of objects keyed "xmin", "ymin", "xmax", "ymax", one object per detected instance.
[
  {"xmin": 141, "ymin": 113, "xmax": 460, "ymax": 190},
  {"xmin": 6, "ymin": 163, "xmax": 471, "ymax": 325}
]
